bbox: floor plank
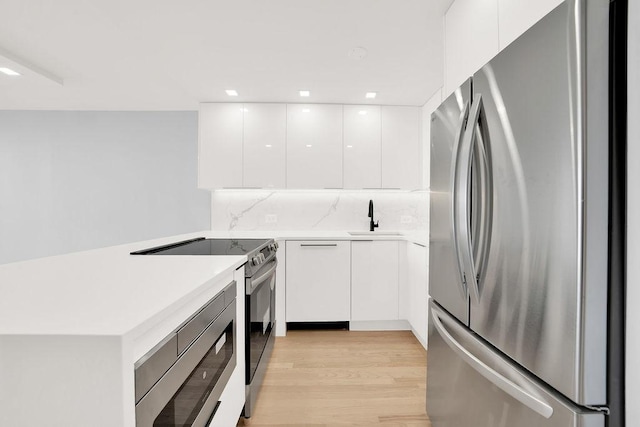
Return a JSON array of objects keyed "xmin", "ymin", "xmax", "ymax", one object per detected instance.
[{"xmin": 237, "ymin": 330, "xmax": 431, "ymax": 427}]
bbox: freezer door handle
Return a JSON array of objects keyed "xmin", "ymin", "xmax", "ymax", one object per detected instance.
[
  {"xmin": 430, "ymin": 302, "xmax": 554, "ymax": 419},
  {"xmin": 451, "ymin": 100, "xmax": 471, "ymax": 299}
]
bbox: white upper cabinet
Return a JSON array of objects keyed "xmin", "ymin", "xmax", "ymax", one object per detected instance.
[
  {"xmin": 444, "ymin": 0, "xmax": 499, "ymax": 97},
  {"xmin": 243, "ymin": 104, "xmax": 286, "ymax": 188},
  {"xmin": 421, "ymin": 89, "xmax": 442, "ymax": 189},
  {"xmin": 286, "ymin": 104, "xmax": 343, "ymax": 189},
  {"xmin": 497, "ymin": 0, "xmax": 564, "ymax": 50},
  {"xmin": 198, "ymin": 103, "xmax": 422, "ymax": 189},
  {"xmin": 343, "ymin": 105, "xmax": 381, "ymax": 189},
  {"xmin": 443, "ymin": 0, "xmax": 563, "ymax": 96},
  {"xmin": 198, "ymin": 103, "xmax": 243, "ymax": 188},
  {"xmin": 381, "ymin": 106, "xmax": 422, "ymax": 189}
]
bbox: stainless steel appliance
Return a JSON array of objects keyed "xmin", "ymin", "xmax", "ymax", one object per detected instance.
[
  {"xmin": 243, "ymin": 240, "xmax": 277, "ymax": 418},
  {"xmin": 428, "ymin": 0, "xmax": 626, "ymax": 426},
  {"xmin": 131, "ymin": 237, "xmax": 279, "ymax": 419},
  {"xmin": 135, "ymin": 281, "xmax": 237, "ymax": 427}
]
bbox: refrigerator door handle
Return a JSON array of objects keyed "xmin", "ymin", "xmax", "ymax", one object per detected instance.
[
  {"xmin": 451, "ymin": 100, "xmax": 471, "ymax": 298},
  {"xmin": 430, "ymin": 303, "xmax": 554, "ymax": 419},
  {"xmin": 470, "ymin": 95, "xmax": 493, "ymax": 303},
  {"xmin": 455, "ymin": 96, "xmax": 482, "ymax": 303}
]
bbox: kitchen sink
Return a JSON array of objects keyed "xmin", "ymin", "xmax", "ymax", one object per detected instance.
[{"xmin": 348, "ymin": 231, "xmax": 403, "ymax": 236}]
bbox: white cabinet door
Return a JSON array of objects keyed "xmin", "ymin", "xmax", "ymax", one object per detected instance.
[
  {"xmin": 285, "ymin": 241, "xmax": 351, "ymax": 322},
  {"xmin": 406, "ymin": 241, "xmax": 428, "ymax": 346},
  {"xmin": 343, "ymin": 105, "xmax": 381, "ymax": 189},
  {"xmin": 286, "ymin": 104, "xmax": 343, "ymax": 189},
  {"xmin": 497, "ymin": 0, "xmax": 563, "ymax": 50},
  {"xmin": 198, "ymin": 103, "xmax": 243, "ymax": 189},
  {"xmin": 381, "ymin": 106, "xmax": 421, "ymax": 189},
  {"xmin": 351, "ymin": 241, "xmax": 399, "ymax": 321},
  {"xmin": 243, "ymin": 103, "xmax": 286, "ymax": 188},
  {"xmin": 444, "ymin": 0, "xmax": 499, "ymax": 97}
]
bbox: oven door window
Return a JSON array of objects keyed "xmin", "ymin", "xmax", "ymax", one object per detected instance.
[
  {"xmin": 246, "ymin": 270, "xmax": 275, "ymax": 382},
  {"xmin": 153, "ymin": 323, "xmax": 234, "ymax": 427}
]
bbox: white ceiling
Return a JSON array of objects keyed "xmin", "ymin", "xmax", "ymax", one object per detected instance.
[{"xmin": 0, "ymin": 0, "xmax": 452, "ymax": 111}]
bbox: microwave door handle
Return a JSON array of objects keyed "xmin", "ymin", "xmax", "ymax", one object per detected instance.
[{"xmin": 451, "ymin": 100, "xmax": 471, "ymax": 299}]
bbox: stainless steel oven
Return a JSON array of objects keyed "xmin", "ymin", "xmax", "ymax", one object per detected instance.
[
  {"xmin": 135, "ymin": 281, "xmax": 237, "ymax": 427},
  {"xmin": 243, "ymin": 242, "xmax": 277, "ymax": 418}
]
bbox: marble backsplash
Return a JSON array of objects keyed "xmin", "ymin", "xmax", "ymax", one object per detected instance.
[{"xmin": 210, "ymin": 190, "xmax": 429, "ymax": 232}]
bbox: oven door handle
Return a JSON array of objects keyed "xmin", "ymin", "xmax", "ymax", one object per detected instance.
[{"xmin": 247, "ymin": 259, "xmax": 277, "ymax": 294}]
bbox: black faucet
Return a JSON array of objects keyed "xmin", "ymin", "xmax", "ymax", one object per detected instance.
[{"xmin": 368, "ymin": 200, "xmax": 379, "ymax": 232}]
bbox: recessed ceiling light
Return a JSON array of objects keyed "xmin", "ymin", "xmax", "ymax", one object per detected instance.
[
  {"xmin": 365, "ymin": 92, "xmax": 377, "ymax": 99},
  {"xmin": 0, "ymin": 67, "xmax": 21, "ymax": 76},
  {"xmin": 302, "ymin": 108, "xmax": 311, "ymax": 113},
  {"xmin": 265, "ymin": 144, "xmax": 272, "ymax": 148},
  {"xmin": 358, "ymin": 110, "xmax": 367, "ymax": 115},
  {"xmin": 225, "ymin": 89, "xmax": 238, "ymax": 96},
  {"xmin": 240, "ymin": 108, "xmax": 249, "ymax": 112},
  {"xmin": 306, "ymin": 144, "xmax": 312, "ymax": 148},
  {"xmin": 299, "ymin": 90, "xmax": 310, "ymax": 97},
  {"xmin": 346, "ymin": 145, "xmax": 353, "ymax": 148}
]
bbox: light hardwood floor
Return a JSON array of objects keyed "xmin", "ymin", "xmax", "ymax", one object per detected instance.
[{"xmin": 237, "ymin": 330, "xmax": 431, "ymax": 427}]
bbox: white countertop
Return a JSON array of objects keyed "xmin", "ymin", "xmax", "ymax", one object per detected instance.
[
  {"xmin": 0, "ymin": 229, "xmax": 426, "ymax": 337},
  {"xmin": 0, "ymin": 231, "xmax": 245, "ymax": 337},
  {"xmin": 208, "ymin": 229, "xmax": 429, "ymax": 246}
]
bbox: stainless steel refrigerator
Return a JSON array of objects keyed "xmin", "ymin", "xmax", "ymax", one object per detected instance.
[{"xmin": 427, "ymin": 0, "xmax": 626, "ymax": 426}]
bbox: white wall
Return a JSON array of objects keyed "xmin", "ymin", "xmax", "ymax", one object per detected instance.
[
  {"xmin": 0, "ymin": 111, "xmax": 210, "ymax": 264},
  {"xmin": 210, "ymin": 190, "xmax": 428, "ymax": 233},
  {"xmin": 627, "ymin": 0, "xmax": 639, "ymax": 421}
]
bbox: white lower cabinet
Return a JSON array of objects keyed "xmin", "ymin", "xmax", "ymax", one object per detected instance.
[
  {"xmin": 283, "ymin": 238, "xmax": 426, "ymax": 345},
  {"xmin": 285, "ymin": 241, "xmax": 351, "ymax": 322},
  {"xmin": 351, "ymin": 241, "xmax": 399, "ymax": 321},
  {"xmin": 400, "ymin": 241, "xmax": 429, "ymax": 347}
]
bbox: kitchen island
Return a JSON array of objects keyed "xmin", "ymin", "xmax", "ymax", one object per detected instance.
[{"xmin": 0, "ymin": 231, "xmax": 246, "ymax": 427}]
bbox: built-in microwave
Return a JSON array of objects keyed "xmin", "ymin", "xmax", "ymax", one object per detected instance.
[{"xmin": 135, "ymin": 281, "xmax": 237, "ymax": 427}]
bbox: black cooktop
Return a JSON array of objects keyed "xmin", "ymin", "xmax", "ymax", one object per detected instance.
[{"xmin": 131, "ymin": 237, "xmax": 271, "ymax": 256}]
